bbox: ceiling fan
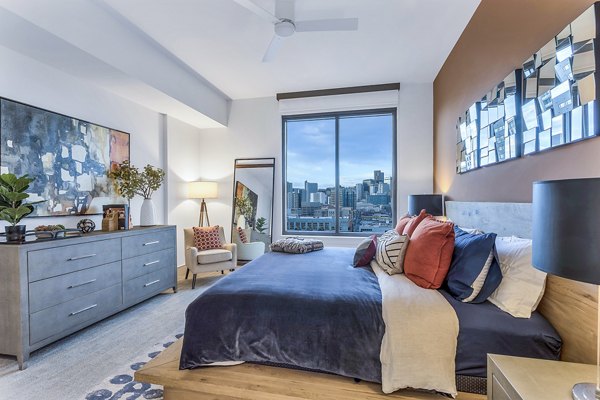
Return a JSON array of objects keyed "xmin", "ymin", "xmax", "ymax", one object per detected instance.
[{"xmin": 233, "ymin": 0, "xmax": 359, "ymax": 62}]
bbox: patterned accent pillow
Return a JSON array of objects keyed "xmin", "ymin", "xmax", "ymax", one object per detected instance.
[
  {"xmin": 193, "ymin": 225, "xmax": 223, "ymax": 250},
  {"xmin": 237, "ymin": 227, "xmax": 248, "ymax": 244},
  {"xmin": 375, "ymin": 230, "xmax": 409, "ymax": 275},
  {"xmin": 270, "ymin": 237, "xmax": 324, "ymax": 254},
  {"xmin": 353, "ymin": 235, "xmax": 377, "ymax": 267}
]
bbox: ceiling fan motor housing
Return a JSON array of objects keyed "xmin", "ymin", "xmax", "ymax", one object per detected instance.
[{"xmin": 274, "ymin": 19, "xmax": 295, "ymax": 37}]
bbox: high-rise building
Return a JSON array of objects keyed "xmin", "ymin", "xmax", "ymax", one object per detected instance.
[
  {"xmin": 374, "ymin": 170, "xmax": 384, "ymax": 183},
  {"xmin": 304, "ymin": 181, "xmax": 318, "ymax": 203},
  {"xmin": 355, "ymin": 183, "xmax": 364, "ymax": 201},
  {"xmin": 309, "ymin": 192, "xmax": 327, "ymax": 204}
]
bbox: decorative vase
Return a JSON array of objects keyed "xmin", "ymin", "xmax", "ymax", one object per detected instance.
[
  {"xmin": 5, "ymin": 225, "xmax": 26, "ymax": 242},
  {"xmin": 140, "ymin": 198, "xmax": 156, "ymax": 226}
]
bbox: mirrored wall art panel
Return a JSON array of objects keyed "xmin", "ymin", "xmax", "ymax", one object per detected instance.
[
  {"xmin": 456, "ymin": 70, "xmax": 521, "ymax": 173},
  {"xmin": 231, "ymin": 158, "xmax": 275, "ymax": 262},
  {"xmin": 518, "ymin": 3, "xmax": 598, "ymax": 156},
  {"xmin": 456, "ymin": 3, "xmax": 600, "ymax": 174}
]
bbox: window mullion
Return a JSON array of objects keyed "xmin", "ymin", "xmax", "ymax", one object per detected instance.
[{"xmin": 335, "ymin": 115, "xmax": 340, "ymax": 234}]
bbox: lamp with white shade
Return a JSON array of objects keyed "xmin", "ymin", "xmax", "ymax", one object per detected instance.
[
  {"xmin": 532, "ymin": 178, "xmax": 600, "ymax": 400},
  {"xmin": 188, "ymin": 181, "xmax": 218, "ymax": 226}
]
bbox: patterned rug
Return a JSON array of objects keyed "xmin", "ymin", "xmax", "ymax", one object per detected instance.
[{"xmin": 84, "ymin": 333, "xmax": 183, "ymax": 400}]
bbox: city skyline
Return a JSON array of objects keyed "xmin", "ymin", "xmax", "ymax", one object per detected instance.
[{"xmin": 286, "ymin": 113, "xmax": 394, "ymax": 188}]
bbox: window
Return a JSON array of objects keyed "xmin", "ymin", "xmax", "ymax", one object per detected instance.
[{"xmin": 283, "ymin": 109, "xmax": 396, "ymax": 236}]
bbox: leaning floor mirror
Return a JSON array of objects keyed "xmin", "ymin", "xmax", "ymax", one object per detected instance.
[{"xmin": 231, "ymin": 158, "xmax": 275, "ymax": 263}]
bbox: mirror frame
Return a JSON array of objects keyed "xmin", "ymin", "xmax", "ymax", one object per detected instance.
[{"xmin": 230, "ymin": 157, "xmax": 276, "ymax": 244}]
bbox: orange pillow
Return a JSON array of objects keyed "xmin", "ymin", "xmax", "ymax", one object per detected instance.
[
  {"xmin": 403, "ymin": 217, "xmax": 455, "ymax": 289},
  {"xmin": 402, "ymin": 209, "xmax": 430, "ymax": 238},
  {"xmin": 394, "ymin": 214, "xmax": 411, "ymax": 235},
  {"xmin": 193, "ymin": 225, "xmax": 223, "ymax": 250}
]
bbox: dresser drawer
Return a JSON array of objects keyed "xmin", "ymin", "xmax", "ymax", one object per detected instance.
[
  {"xmin": 29, "ymin": 284, "xmax": 122, "ymax": 345},
  {"xmin": 122, "ymin": 248, "xmax": 175, "ymax": 281},
  {"xmin": 122, "ymin": 229, "xmax": 175, "ymax": 259},
  {"xmin": 29, "ymin": 261, "xmax": 121, "ymax": 314},
  {"xmin": 28, "ymin": 238, "xmax": 121, "ymax": 282},
  {"xmin": 123, "ymin": 266, "xmax": 175, "ymax": 305}
]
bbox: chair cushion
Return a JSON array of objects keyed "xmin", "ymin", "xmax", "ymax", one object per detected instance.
[
  {"xmin": 193, "ymin": 225, "xmax": 223, "ymax": 250},
  {"xmin": 197, "ymin": 249, "xmax": 232, "ymax": 265},
  {"xmin": 237, "ymin": 227, "xmax": 249, "ymax": 244}
]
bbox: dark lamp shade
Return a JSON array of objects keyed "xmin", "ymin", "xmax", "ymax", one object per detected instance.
[
  {"xmin": 532, "ymin": 178, "xmax": 600, "ymax": 285},
  {"xmin": 408, "ymin": 194, "xmax": 444, "ymax": 216}
]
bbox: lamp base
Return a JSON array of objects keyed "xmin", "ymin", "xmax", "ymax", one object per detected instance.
[{"xmin": 572, "ymin": 383, "xmax": 600, "ymax": 400}]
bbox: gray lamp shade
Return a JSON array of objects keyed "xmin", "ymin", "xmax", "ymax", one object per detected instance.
[
  {"xmin": 408, "ymin": 194, "xmax": 444, "ymax": 216},
  {"xmin": 532, "ymin": 178, "xmax": 600, "ymax": 285}
]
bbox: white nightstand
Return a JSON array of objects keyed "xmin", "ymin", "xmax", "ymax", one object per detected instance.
[{"xmin": 487, "ymin": 354, "xmax": 597, "ymax": 400}]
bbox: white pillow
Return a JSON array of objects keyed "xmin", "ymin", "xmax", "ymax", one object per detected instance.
[
  {"xmin": 488, "ymin": 236, "xmax": 547, "ymax": 318},
  {"xmin": 376, "ymin": 230, "xmax": 409, "ymax": 275}
]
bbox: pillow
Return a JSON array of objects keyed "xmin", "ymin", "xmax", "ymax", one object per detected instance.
[
  {"xmin": 488, "ymin": 236, "xmax": 547, "ymax": 318},
  {"xmin": 375, "ymin": 230, "xmax": 409, "ymax": 275},
  {"xmin": 403, "ymin": 217, "xmax": 455, "ymax": 289},
  {"xmin": 193, "ymin": 225, "xmax": 223, "ymax": 251},
  {"xmin": 402, "ymin": 209, "xmax": 430, "ymax": 238},
  {"xmin": 270, "ymin": 237, "xmax": 324, "ymax": 254},
  {"xmin": 394, "ymin": 214, "xmax": 411, "ymax": 235},
  {"xmin": 353, "ymin": 235, "xmax": 377, "ymax": 267},
  {"xmin": 237, "ymin": 227, "xmax": 249, "ymax": 244},
  {"xmin": 445, "ymin": 227, "xmax": 502, "ymax": 303}
]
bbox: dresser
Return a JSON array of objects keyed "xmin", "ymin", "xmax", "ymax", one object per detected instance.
[
  {"xmin": 487, "ymin": 354, "xmax": 597, "ymax": 400},
  {"xmin": 0, "ymin": 225, "xmax": 177, "ymax": 370}
]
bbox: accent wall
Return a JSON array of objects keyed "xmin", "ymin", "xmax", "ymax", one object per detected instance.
[{"xmin": 434, "ymin": 0, "xmax": 600, "ymax": 202}]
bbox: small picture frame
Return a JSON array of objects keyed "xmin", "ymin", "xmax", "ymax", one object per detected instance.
[{"xmin": 103, "ymin": 204, "xmax": 130, "ymax": 230}]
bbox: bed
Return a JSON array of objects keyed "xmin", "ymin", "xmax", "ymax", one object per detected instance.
[
  {"xmin": 179, "ymin": 247, "xmax": 561, "ymax": 395},
  {"xmin": 135, "ymin": 201, "xmax": 597, "ymax": 399}
]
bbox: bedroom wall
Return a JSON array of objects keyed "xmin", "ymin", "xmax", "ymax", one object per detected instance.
[
  {"xmin": 434, "ymin": 0, "xmax": 599, "ymax": 202},
  {"xmin": 196, "ymin": 83, "xmax": 433, "ymax": 248},
  {"xmin": 0, "ymin": 44, "xmax": 166, "ymax": 231}
]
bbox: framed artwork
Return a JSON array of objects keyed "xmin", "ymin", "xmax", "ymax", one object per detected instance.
[
  {"xmin": 0, "ymin": 97, "xmax": 130, "ymax": 216},
  {"xmin": 233, "ymin": 181, "xmax": 258, "ymax": 229}
]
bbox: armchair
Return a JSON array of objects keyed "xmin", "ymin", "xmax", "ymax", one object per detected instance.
[
  {"xmin": 184, "ymin": 226, "xmax": 237, "ymax": 289},
  {"xmin": 233, "ymin": 227, "xmax": 266, "ymax": 261}
]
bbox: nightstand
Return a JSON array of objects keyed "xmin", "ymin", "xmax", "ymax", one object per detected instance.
[{"xmin": 487, "ymin": 354, "xmax": 596, "ymax": 400}]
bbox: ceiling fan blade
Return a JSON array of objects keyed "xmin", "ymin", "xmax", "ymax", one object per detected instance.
[
  {"xmin": 295, "ymin": 18, "xmax": 359, "ymax": 32},
  {"xmin": 233, "ymin": 0, "xmax": 280, "ymax": 24},
  {"xmin": 262, "ymin": 35, "xmax": 285, "ymax": 62},
  {"xmin": 275, "ymin": 0, "xmax": 295, "ymax": 20}
]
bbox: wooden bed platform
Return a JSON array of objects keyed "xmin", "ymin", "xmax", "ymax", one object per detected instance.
[{"xmin": 135, "ymin": 338, "xmax": 484, "ymax": 400}]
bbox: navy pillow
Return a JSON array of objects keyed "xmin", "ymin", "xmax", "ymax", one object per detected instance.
[{"xmin": 445, "ymin": 227, "xmax": 502, "ymax": 303}]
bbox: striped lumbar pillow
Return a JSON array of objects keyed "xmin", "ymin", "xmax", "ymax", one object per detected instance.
[{"xmin": 376, "ymin": 230, "xmax": 409, "ymax": 275}]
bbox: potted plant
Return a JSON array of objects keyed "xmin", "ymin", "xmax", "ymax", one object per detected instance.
[
  {"xmin": 255, "ymin": 217, "xmax": 268, "ymax": 234},
  {"xmin": 0, "ymin": 173, "xmax": 44, "ymax": 241},
  {"xmin": 108, "ymin": 161, "xmax": 165, "ymax": 226}
]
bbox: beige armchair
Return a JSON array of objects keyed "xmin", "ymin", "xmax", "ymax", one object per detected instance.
[{"xmin": 184, "ymin": 227, "xmax": 237, "ymax": 289}]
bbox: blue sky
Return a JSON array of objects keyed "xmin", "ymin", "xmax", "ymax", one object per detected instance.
[{"xmin": 286, "ymin": 113, "xmax": 394, "ymax": 188}]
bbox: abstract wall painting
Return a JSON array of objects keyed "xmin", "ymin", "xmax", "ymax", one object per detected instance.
[{"xmin": 0, "ymin": 98, "xmax": 130, "ymax": 216}]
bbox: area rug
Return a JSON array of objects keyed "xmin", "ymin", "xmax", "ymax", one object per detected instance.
[{"xmin": 84, "ymin": 333, "xmax": 183, "ymax": 400}]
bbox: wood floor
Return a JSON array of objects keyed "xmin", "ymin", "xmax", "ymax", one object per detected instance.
[{"xmin": 135, "ymin": 339, "xmax": 485, "ymax": 400}]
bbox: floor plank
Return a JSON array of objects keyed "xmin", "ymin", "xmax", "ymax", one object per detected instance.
[{"xmin": 136, "ymin": 339, "xmax": 485, "ymax": 400}]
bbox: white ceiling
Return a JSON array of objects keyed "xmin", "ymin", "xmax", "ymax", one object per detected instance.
[
  {"xmin": 0, "ymin": 0, "xmax": 480, "ymax": 126},
  {"xmin": 104, "ymin": 0, "xmax": 480, "ymax": 99}
]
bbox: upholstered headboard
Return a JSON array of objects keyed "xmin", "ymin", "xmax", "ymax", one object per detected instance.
[{"xmin": 446, "ymin": 201, "xmax": 597, "ymax": 365}]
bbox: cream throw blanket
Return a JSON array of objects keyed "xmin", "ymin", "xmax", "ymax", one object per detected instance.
[{"xmin": 371, "ymin": 260, "xmax": 459, "ymax": 397}]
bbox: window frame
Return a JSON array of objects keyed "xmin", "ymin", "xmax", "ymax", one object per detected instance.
[{"xmin": 281, "ymin": 108, "xmax": 397, "ymax": 237}]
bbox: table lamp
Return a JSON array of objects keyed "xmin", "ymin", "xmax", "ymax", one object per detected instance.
[
  {"xmin": 532, "ymin": 178, "xmax": 600, "ymax": 400},
  {"xmin": 188, "ymin": 181, "xmax": 218, "ymax": 226},
  {"xmin": 408, "ymin": 194, "xmax": 444, "ymax": 217}
]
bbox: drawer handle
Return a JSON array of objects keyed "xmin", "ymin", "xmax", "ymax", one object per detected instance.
[
  {"xmin": 69, "ymin": 304, "xmax": 97, "ymax": 316},
  {"xmin": 143, "ymin": 241, "xmax": 160, "ymax": 246},
  {"xmin": 68, "ymin": 279, "xmax": 97, "ymax": 289},
  {"xmin": 67, "ymin": 253, "xmax": 97, "ymax": 261},
  {"xmin": 143, "ymin": 260, "xmax": 160, "ymax": 266},
  {"xmin": 144, "ymin": 279, "xmax": 161, "ymax": 287}
]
